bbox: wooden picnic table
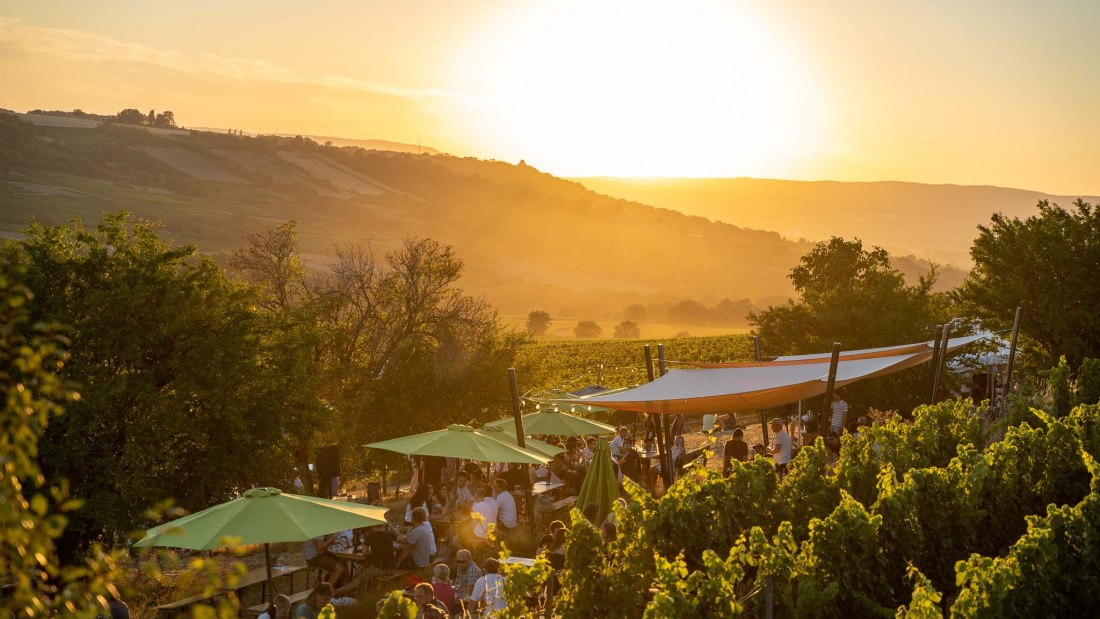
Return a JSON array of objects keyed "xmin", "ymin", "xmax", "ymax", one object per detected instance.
[
  {"xmin": 532, "ymin": 480, "xmax": 564, "ymax": 495},
  {"xmin": 223, "ymin": 565, "xmax": 305, "ymax": 606}
]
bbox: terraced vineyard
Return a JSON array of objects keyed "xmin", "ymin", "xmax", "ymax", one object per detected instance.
[{"xmin": 517, "ymin": 334, "xmax": 756, "ymax": 394}]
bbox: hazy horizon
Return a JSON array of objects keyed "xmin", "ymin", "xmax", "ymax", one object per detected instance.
[{"xmin": 3, "ymin": 1, "xmax": 1099, "ymax": 195}]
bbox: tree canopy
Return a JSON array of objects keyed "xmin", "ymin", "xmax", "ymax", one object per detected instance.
[
  {"xmin": 10, "ymin": 214, "xmax": 308, "ymax": 556},
  {"xmin": 750, "ymin": 237, "xmax": 952, "ymax": 413},
  {"xmin": 957, "ymin": 199, "xmax": 1100, "ymax": 368}
]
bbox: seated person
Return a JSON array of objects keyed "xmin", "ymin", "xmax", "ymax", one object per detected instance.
[
  {"xmin": 470, "ymin": 485, "xmax": 498, "ymax": 542},
  {"xmin": 293, "ymin": 583, "xmax": 333, "ymax": 619},
  {"xmin": 396, "ymin": 507, "xmax": 434, "ymax": 570},
  {"xmin": 301, "ymin": 533, "xmax": 347, "ymax": 588},
  {"xmin": 492, "ymin": 478, "xmax": 518, "ymax": 531},
  {"xmin": 431, "ymin": 563, "xmax": 456, "ymax": 609},
  {"xmin": 618, "ymin": 437, "xmax": 642, "ymax": 481},
  {"xmin": 412, "ymin": 581, "xmax": 449, "ymax": 619},
  {"xmin": 405, "ymin": 484, "xmax": 431, "ymax": 525},
  {"xmin": 257, "ymin": 594, "xmax": 291, "ymax": 619},
  {"xmin": 454, "ymin": 471, "xmax": 476, "ymax": 507},
  {"xmin": 471, "ymin": 558, "xmax": 507, "ymax": 617},
  {"xmin": 450, "ymin": 549, "xmax": 483, "ymax": 616}
]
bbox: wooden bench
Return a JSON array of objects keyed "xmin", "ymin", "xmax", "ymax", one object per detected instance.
[
  {"xmin": 244, "ymin": 590, "xmax": 311, "ymax": 617},
  {"xmin": 544, "ymin": 496, "xmax": 576, "ymax": 524},
  {"xmin": 156, "ymin": 591, "xmax": 220, "ymax": 616}
]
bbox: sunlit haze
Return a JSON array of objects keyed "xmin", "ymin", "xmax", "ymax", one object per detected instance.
[{"xmin": 2, "ymin": 0, "xmax": 1098, "ymax": 193}]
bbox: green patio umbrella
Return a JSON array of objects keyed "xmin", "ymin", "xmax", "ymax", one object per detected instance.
[
  {"xmin": 364, "ymin": 424, "xmax": 551, "ymax": 464},
  {"xmin": 479, "ymin": 426, "xmax": 566, "ymax": 459},
  {"xmin": 576, "ymin": 438, "xmax": 618, "ymax": 525},
  {"xmin": 134, "ymin": 487, "xmax": 389, "ymax": 603},
  {"xmin": 484, "ymin": 408, "xmax": 616, "ymax": 437}
]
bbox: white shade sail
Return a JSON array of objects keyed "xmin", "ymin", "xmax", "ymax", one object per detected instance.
[{"xmin": 563, "ymin": 335, "xmax": 985, "ymax": 415}]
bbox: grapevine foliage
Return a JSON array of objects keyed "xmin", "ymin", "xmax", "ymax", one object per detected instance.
[{"xmin": 520, "ymin": 397, "xmax": 1100, "ymax": 617}]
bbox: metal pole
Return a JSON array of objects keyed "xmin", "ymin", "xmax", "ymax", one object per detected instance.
[
  {"xmin": 927, "ymin": 325, "xmax": 943, "ymax": 404},
  {"xmin": 932, "ymin": 324, "xmax": 951, "ymax": 403},
  {"xmin": 644, "ymin": 345, "xmax": 670, "ymax": 488},
  {"xmin": 657, "ymin": 344, "xmax": 675, "ymax": 484},
  {"xmin": 822, "ymin": 342, "xmax": 842, "ymax": 429},
  {"xmin": 1002, "ymin": 306, "xmax": 1022, "ymax": 409},
  {"xmin": 264, "ymin": 542, "xmax": 275, "ymax": 604},
  {"xmin": 755, "ymin": 337, "xmax": 767, "ymax": 446},
  {"xmin": 508, "ymin": 368, "xmax": 536, "ymax": 534}
]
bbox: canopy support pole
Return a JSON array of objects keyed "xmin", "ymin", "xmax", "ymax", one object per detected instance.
[
  {"xmin": 932, "ymin": 324, "xmax": 952, "ymax": 403},
  {"xmin": 508, "ymin": 368, "xmax": 537, "ymax": 534},
  {"xmin": 822, "ymin": 342, "xmax": 842, "ymax": 431},
  {"xmin": 657, "ymin": 344, "xmax": 675, "ymax": 487},
  {"xmin": 755, "ymin": 337, "xmax": 769, "ymax": 448},
  {"xmin": 928, "ymin": 325, "xmax": 944, "ymax": 404},
  {"xmin": 643, "ymin": 345, "xmax": 670, "ymax": 489},
  {"xmin": 1002, "ymin": 306, "xmax": 1022, "ymax": 411}
]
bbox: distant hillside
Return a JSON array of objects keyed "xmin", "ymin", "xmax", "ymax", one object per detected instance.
[
  {"xmin": 574, "ymin": 177, "xmax": 1099, "ymax": 267},
  {"xmin": 1, "ymin": 112, "xmax": 958, "ymax": 322}
]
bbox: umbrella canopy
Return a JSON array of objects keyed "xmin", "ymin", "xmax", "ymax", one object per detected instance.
[
  {"xmin": 484, "ymin": 409, "xmax": 616, "ymax": 437},
  {"xmin": 134, "ymin": 487, "xmax": 389, "ymax": 550},
  {"xmin": 479, "ymin": 427, "xmax": 566, "ymax": 458},
  {"xmin": 577, "ymin": 439, "xmax": 618, "ymax": 525},
  {"xmin": 134, "ymin": 487, "xmax": 389, "ymax": 605},
  {"xmin": 364, "ymin": 424, "xmax": 552, "ymax": 464}
]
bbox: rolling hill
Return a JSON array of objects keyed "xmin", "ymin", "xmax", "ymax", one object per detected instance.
[
  {"xmin": 573, "ymin": 177, "xmax": 1098, "ymax": 267},
  {"xmin": 2, "ymin": 111, "xmax": 967, "ymax": 322}
]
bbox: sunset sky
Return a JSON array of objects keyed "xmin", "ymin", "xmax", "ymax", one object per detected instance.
[{"xmin": 2, "ymin": 0, "xmax": 1098, "ymax": 194}]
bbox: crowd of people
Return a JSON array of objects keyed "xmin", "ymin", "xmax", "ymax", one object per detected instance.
[{"xmin": 289, "ymin": 398, "xmax": 881, "ymax": 617}]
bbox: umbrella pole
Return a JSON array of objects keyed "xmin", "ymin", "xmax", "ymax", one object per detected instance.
[
  {"xmin": 264, "ymin": 542, "xmax": 275, "ymax": 605},
  {"xmin": 509, "ymin": 368, "xmax": 538, "ymax": 534}
]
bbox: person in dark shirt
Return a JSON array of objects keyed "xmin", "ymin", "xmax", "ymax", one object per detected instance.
[
  {"xmin": 618, "ymin": 437, "xmax": 641, "ymax": 481},
  {"xmin": 723, "ymin": 427, "xmax": 749, "ymax": 477}
]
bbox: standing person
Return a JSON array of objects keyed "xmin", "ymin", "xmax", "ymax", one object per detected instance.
[
  {"xmin": 412, "ymin": 582, "xmax": 450, "ymax": 619},
  {"xmin": 830, "ymin": 392, "xmax": 849, "ymax": 435},
  {"xmin": 768, "ymin": 418, "xmax": 792, "ymax": 478},
  {"xmin": 471, "ymin": 558, "xmax": 507, "ymax": 618},
  {"xmin": 405, "ymin": 484, "xmax": 430, "ymax": 524},
  {"xmin": 618, "ymin": 437, "xmax": 641, "ymax": 481},
  {"xmin": 451, "ymin": 549, "xmax": 483, "ymax": 615},
  {"xmin": 723, "ymin": 427, "xmax": 749, "ymax": 476},
  {"xmin": 609, "ymin": 426, "xmax": 629, "ymax": 459},
  {"xmin": 581, "ymin": 437, "xmax": 596, "ymax": 465}
]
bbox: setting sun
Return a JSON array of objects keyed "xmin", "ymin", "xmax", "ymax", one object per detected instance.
[{"xmin": 451, "ymin": 1, "xmax": 824, "ymax": 177}]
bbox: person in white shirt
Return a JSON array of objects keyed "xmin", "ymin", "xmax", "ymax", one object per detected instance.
[
  {"xmin": 470, "ymin": 485, "xmax": 498, "ymax": 540},
  {"xmin": 830, "ymin": 392, "xmax": 849, "ymax": 435},
  {"xmin": 609, "ymin": 426, "xmax": 629, "ymax": 459},
  {"xmin": 492, "ymin": 479, "xmax": 518, "ymax": 530},
  {"xmin": 768, "ymin": 418, "xmax": 792, "ymax": 478},
  {"xmin": 580, "ymin": 437, "xmax": 596, "ymax": 466},
  {"xmin": 471, "ymin": 558, "xmax": 507, "ymax": 618},
  {"xmin": 454, "ymin": 472, "xmax": 475, "ymax": 508}
]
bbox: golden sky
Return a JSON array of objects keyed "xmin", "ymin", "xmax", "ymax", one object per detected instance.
[{"xmin": 2, "ymin": 0, "xmax": 1098, "ymax": 194}]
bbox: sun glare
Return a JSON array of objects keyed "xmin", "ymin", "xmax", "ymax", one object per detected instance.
[{"xmin": 452, "ymin": 1, "xmax": 824, "ymax": 178}]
